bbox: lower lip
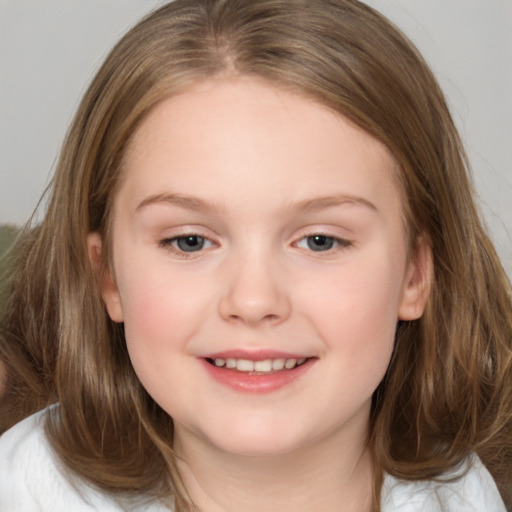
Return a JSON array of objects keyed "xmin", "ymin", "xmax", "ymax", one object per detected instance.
[{"xmin": 200, "ymin": 358, "xmax": 316, "ymax": 394}]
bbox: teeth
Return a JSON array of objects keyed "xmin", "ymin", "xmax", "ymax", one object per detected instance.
[
  {"xmin": 236, "ymin": 359, "xmax": 254, "ymax": 372},
  {"xmin": 272, "ymin": 359, "xmax": 285, "ymax": 370},
  {"xmin": 254, "ymin": 360, "xmax": 272, "ymax": 372},
  {"xmin": 210, "ymin": 357, "xmax": 308, "ymax": 372},
  {"xmin": 285, "ymin": 358, "xmax": 297, "ymax": 369}
]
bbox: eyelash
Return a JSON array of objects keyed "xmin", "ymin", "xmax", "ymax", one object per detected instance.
[
  {"xmin": 294, "ymin": 234, "xmax": 352, "ymax": 254},
  {"xmin": 158, "ymin": 232, "xmax": 352, "ymax": 258},
  {"xmin": 158, "ymin": 234, "xmax": 215, "ymax": 259}
]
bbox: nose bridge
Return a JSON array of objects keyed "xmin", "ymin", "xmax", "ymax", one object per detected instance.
[{"xmin": 218, "ymin": 242, "xmax": 291, "ymax": 326}]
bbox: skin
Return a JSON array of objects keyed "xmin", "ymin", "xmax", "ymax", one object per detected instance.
[{"xmin": 89, "ymin": 77, "xmax": 431, "ymax": 512}]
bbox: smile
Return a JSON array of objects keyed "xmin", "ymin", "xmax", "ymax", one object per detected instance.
[
  {"xmin": 206, "ymin": 357, "xmax": 308, "ymax": 373},
  {"xmin": 201, "ymin": 353, "xmax": 316, "ymax": 393}
]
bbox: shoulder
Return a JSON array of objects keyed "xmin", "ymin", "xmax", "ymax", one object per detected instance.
[
  {"xmin": 0, "ymin": 406, "xmax": 104, "ymax": 511},
  {"xmin": 381, "ymin": 454, "xmax": 507, "ymax": 512},
  {"xmin": 0, "ymin": 406, "xmax": 171, "ymax": 512}
]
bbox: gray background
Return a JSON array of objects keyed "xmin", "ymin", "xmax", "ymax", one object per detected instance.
[{"xmin": 1, "ymin": 0, "xmax": 511, "ymax": 276}]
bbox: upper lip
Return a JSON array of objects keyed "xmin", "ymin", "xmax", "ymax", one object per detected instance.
[{"xmin": 202, "ymin": 349, "xmax": 314, "ymax": 361}]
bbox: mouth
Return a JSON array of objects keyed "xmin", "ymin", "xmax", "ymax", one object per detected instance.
[
  {"xmin": 200, "ymin": 353, "xmax": 316, "ymax": 393},
  {"xmin": 205, "ymin": 356, "xmax": 310, "ymax": 374}
]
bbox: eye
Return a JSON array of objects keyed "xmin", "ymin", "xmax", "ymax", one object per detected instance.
[
  {"xmin": 160, "ymin": 234, "xmax": 214, "ymax": 253},
  {"xmin": 295, "ymin": 234, "xmax": 350, "ymax": 252}
]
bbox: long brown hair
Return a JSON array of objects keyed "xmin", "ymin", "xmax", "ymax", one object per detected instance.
[{"xmin": 1, "ymin": 1, "xmax": 511, "ymax": 510}]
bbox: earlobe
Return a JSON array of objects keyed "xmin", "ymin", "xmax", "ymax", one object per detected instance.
[
  {"xmin": 87, "ymin": 232, "xmax": 124, "ymax": 323},
  {"xmin": 398, "ymin": 236, "xmax": 433, "ymax": 321}
]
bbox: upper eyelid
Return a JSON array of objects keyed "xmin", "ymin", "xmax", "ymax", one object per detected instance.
[
  {"xmin": 291, "ymin": 229, "xmax": 353, "ymax": 243},
  {"xmin": 158, "ymin": 234, "xmax": 216, "ymax": 259},
  {"xmin": 159, "ymin": 226, "xmax": 218, "ymax": 241},
  {"xmin": 293, "ymin": 234, "xmax": 352, "ymax": 247},
  {"xmin": 160, "ymin": 233, "xmax": 217, "ymax": 246},
  {"xmin": 156, "ymin": 227, "xmax": 353, "ymax": 246}
]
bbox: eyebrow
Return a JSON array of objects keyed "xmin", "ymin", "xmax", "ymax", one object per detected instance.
[
  {"xmin": 135, "ymin": 192, "xmax": 377, "ymax": 214},
  {"xmin": 136, "ymin": 193, "xmax": 221, "ymax": 213},
  {"xmin": 293, "ymin": 195, "xmax": 378, "ymax": 213}
]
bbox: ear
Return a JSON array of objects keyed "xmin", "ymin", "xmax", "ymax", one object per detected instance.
[
  {"xmin": 398, "ymin": 235, "xmax": 433, "ymax": 321},
  {"xmin": 87, "ymin": 232, "xmax": 124, "ymax": 323}
]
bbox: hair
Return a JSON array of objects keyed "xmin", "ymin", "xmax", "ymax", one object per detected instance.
[{"xmin": 1, "ymin": 0, "xmax": 511, "ymax": 510}]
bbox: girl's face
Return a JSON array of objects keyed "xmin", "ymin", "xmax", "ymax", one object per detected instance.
[{"xmin": 93, "ymin": 77, "xmax": 430, "ymax": 458}]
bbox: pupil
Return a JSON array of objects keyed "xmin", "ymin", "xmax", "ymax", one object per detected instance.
[
  {"xmin": 177, "ymin": 236, "xmax": 204, "ymax": 252},
  {"xmin": 307, "ymin": 235, "xmax": 334, "ymax": 251}
]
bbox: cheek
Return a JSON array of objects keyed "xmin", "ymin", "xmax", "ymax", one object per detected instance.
[
  {"xmin": 299, "ymin": 253, "xmax": 405, "ymax": 369},
  {"xmin": 115, "ymin": 265, "xmax": 212, "ymax": 409},
  {"xmin": 117, "ymin": 264, "xmax": 210, "ymax": 357}
]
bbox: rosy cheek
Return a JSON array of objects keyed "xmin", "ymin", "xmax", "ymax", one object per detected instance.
[
  {"xmin": 119, "ymin": 276, "xmax": 169, "ymax": 340},
  {"xmin": 121, "ymin": 272, "xmax": 205, "ymax": 349},
  {"xmin": 307, "ymin": 263, "xmax": 399, "ymax": 348}
]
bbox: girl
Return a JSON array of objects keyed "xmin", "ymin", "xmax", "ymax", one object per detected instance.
[{"xmin": 0, "ymin": 0, "xmax": 511, "ymax": 510}]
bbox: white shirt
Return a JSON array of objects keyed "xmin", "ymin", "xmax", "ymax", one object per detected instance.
[{"xmin": 0, "ymin": 408, "xmax": 507, "ymax": 511}]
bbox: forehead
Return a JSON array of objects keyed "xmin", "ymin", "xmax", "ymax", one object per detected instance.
[{"xmin": 117, "ymin": 77, "xmax": 401, "ymax": 216}]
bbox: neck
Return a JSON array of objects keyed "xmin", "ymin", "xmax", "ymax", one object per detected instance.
[{"xmin": 173, "ymin": 420, "xmax": 374, "ymax": 512}]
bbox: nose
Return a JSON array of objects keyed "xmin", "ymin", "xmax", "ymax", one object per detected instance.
[{"xmin": 218, "ymin": 252, "xmax": 291, "ymax": 327}]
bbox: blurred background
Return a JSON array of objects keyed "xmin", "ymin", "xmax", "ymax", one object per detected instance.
[{"xmin": 0, "ymin": 0, "xmax": 511, "ymax": 276}]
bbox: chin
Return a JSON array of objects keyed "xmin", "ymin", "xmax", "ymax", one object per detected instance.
[{"xmin": 205, "ymin": 421, "xmax": 310, "ymax": 458}]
